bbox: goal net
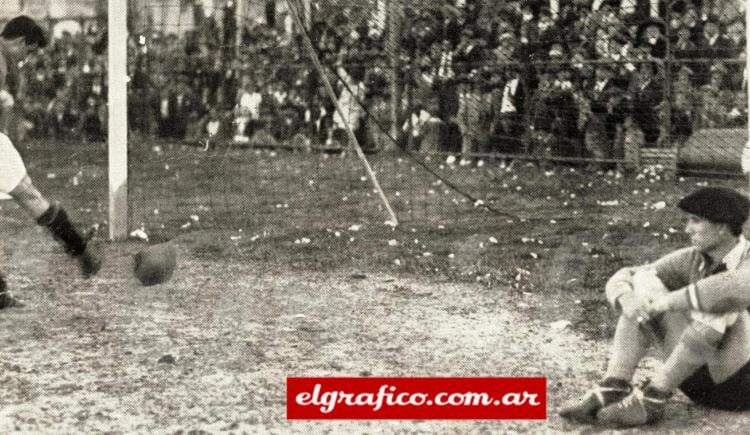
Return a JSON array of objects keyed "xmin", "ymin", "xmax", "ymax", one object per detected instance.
[{"xmin": 122, "ymin": 0, "xmax": 747, "ymax": 243}]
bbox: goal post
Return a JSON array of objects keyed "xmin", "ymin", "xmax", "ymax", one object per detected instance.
[
  {"xmin": 108, "ymin": 0, "xmax": 129, "ymax": 241},
  {"xmin": 746, "ymin": 2, "xmax": 750, "ymax": 187}
]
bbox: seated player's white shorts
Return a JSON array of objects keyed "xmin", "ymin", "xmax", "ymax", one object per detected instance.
[{"xmin": 0, "ymin": 133, "xmax": 27, "ymax": 198}]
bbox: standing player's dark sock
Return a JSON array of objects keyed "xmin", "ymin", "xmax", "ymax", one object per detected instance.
[
  {"xmin": 37, "ymin": 203, "xmax": 87, "ymax": 256},
  {"xmin": 37, "ymin": 203, "xmax": 103, "ymax": 277}
]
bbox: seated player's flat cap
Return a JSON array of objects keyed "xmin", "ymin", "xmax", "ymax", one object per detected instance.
[{"xmin": 677, "ymin": 187, "xmax": 750, "ymax": 227}]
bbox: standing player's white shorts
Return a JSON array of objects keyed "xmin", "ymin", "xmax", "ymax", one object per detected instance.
[{"xmin": 0, "ymin": 133, "xmax": 27, "ymax": 198}]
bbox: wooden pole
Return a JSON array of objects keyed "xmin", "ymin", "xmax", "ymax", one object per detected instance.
[{"xmin": 285, "ymin": 0, "xmax": 399, "ymax": 225}]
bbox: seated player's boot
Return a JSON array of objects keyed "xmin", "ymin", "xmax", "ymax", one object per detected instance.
[
  {"xmin": 559, "ymin": 378, "xmax": 632, "ymax": 422},
  {"xmin": 596, "ymin": 384, "xmax": 671, "ymax": 427}
]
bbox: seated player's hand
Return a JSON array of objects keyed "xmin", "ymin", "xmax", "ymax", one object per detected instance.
[
  {"xmin": 618, "ymin": 292, "xmax": 652, "ymax": 325},
  {"xmin": 632, "ymin": 268, "xmax": 669, "ymax": 298},
  {"xmin": 645, "ymin": 295, "xmax": 671, "ymax": 316}
]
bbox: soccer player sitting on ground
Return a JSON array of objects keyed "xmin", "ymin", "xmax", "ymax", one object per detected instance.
[
  {"xmin": 560, "ymin": 187, "xmax": 750, "ymax": 426},
  {"xmin": 0, "ymin": 16, "xmax": 103, "ymax": 309}
]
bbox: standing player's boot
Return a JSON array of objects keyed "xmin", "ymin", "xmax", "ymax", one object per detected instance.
[
  {"xmin": 78, "ymin": 224, "xmax": 103, "ymax": 277},
  {"xmin": 79, "ymin": 240, "xmax": 103, "ymax": 278},
  {"xmin": 596, "ymin": 383, "xmax": 671, "ymax": 427},
  {"xmin": 0, "ymin": 272, "xmax": 23, "ymax": 309},
  {"xmin": 559, "ymin": 378, "xmax": 632, "ymax": 422},
  {"xmin": 37, "ymin": 203, "xmax": 103, "ymax": 277}
]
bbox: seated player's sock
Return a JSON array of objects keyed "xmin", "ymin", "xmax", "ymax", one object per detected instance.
[{"xmin": 37, "ymin": 203, "xmax": 86, "ymax": 256}]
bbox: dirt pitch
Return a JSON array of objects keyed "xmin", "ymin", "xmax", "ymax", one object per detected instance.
[
  {"xmin": 3, "ymin": 142, "xmax": 750, "ymax": 433},
  {"xmin": 2, "ymin": 223, "xmax": 747, "ymax": 434}
]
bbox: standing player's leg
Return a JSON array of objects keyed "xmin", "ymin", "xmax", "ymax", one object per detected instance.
[
  {"xmin": 10, "ymin": 175, "xmax": 102, "ymax": 276},
  {"xmin": 1, "ymin": 133, "xmax": 102, "ymax": 278}
]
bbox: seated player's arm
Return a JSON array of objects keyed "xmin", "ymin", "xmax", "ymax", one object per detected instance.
[
  {"xmin": 605, "ymin": 266, "xmax": 639, "ymax": 310},
  {"xmin": 605, "ymin": 247, "xmax": 694, "ymax": 310},
  {"xmin": 659, "ymin": 261, "xmax": 750, "ymax": 314}
]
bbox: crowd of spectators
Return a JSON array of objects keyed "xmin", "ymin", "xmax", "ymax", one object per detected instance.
[
  {"xmin": 9, "ymin": 0, "xmax": 749, "ymax": 164},
  {"xmin": 123, "ymin": 3, "xmax": 394, "ymax": 151},
  {"xmin": 12, "ymin": 22, "xmax": 107, "ymax": 142},
  {"xmin": 397, "ymin": 0, "xmax": 747, "ymax": 161}
]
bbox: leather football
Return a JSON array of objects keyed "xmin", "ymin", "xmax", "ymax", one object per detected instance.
[{"xmin": 133, "ymin": 243, "xmax": 177, "ymax": 286}]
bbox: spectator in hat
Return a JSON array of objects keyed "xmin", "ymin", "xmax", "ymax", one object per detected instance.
[
  {"xmin": 493, "ymin": 32, "xmax": 516, "ymax": 64},
  {"xmin": 594, "ymin": 27, "xmax": 613, "ymax": 60},
  {"xmin": 517, "ymin": 3, "xmax": 539, "ymax": 60},
  {"xmin": 528, "ymin": 68, "xmax": 555, "ymax": 158},
  {"xmin": 561, "ymin": 187, "xmax": 750, "ymax": 427},
  {"xmin": 455, "ymin": 73, "xmax": 491, "ymax": 164},
  {"xmin": 402, "ymin": 103, "xmax": 441, "ymax": 152},
  {"xmin": 725, "ymin": 91, "xmax": 747, "ymax": 129},
  {"xmin": 432, "ymin": 39, "xmax": 461, "ymax": 153},
  {"xmin": 492, "ymin": 64, "xmax": 525, "ymax": 154},
  {"xmin": 698, "ymin": 63, "xmax": 734, "ymax": 128},
  {"xmin": 548, "ymin": 46, "xmax": 584, "ymax": 158},
  {"xmin": 582, "ymin": 63, "xmax": 626, "ymax": 163},
  {"xmin": 636, "ymin": 17, "xmax": 667, "ymax": 59},
  {"xmin": 194, "ymin": 105, "xmax": 229, "ymax": 146},
  {"xmin": 169, "ymin": 76, "xmax": 198, "ymax": 140},
  {"xmin": 593, "ymin": 0, "xmax": 623, "ymax": 29},
  {"xmin": 702, "ymin": 0, "xmax": 744, "ymax": 26},
  {"xmin": 533, "ymin": 6, "xmax": 560, "ymax": 57},
  {"xmin": 673, "ymin": 25, "xmax": 698, "ymax": 79},
  {"xmin": 725, "ymin": 18, "xmax": 746, "ymax": 56},
  {"xmin": 569, "ymin": 44, "xmax": 595, "ymax": 87},
  {"xmin": 723, "ymin": 18, "xmax": 746, "ymax": 91},
  {"xmin": 694, "ymin": 15, "xmax": 735, "ymax": 85},
  {"xmin": 673, "ymin": 23, "xmax": 697, "ymax": 55},
  {"xmin": 607, "ymin": 31, "xmax": 636, "ymax": 80},
  {"xmin": 671, "ymin": 65, "xmax": 697, "ymax": 142},
  {"xmin": 232, "ymin": 75, "xmax": 262, "ymax": 143},
  {"xmin": 629, "ymin": 61, "xmax": 663, "ymax": 147},
  {"xmin": 454, "ymin": 27, "xmax": 485, "ymax": 78},
  {"xmin": 674, "ymin": 2, "xmax": 702, "ymax": 44},
  {"xmin": 329, "ymin": 52, "xmax": 367, "ymax": 148},
  {"xmin": 80, "ymin": 95, "xmax": 104, "ymax": 143}
]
